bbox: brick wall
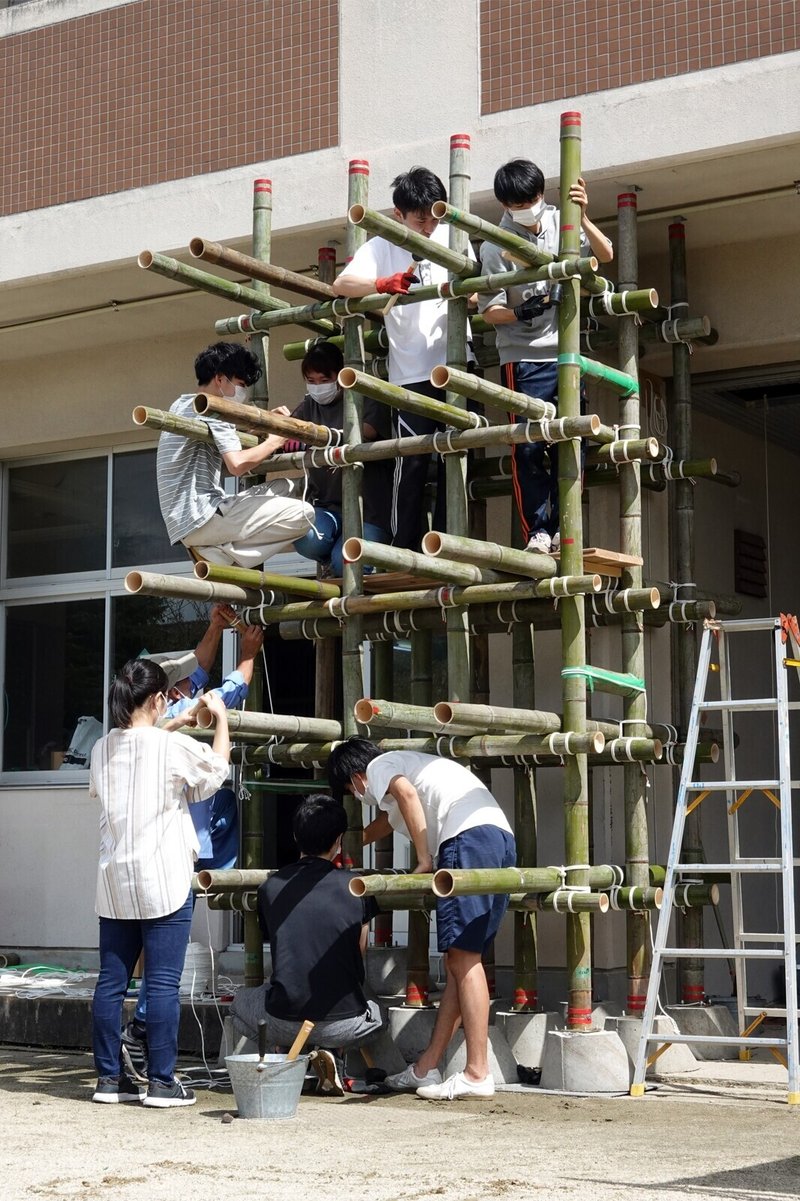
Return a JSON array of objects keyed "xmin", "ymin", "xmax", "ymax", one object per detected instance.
[
  {"xmin": 481, "ymin": 0, "xmax": 799, "ymax": 114},
  {"xmin": 1, "ymin": 0, "xmax": 338, "ymax": 216}
]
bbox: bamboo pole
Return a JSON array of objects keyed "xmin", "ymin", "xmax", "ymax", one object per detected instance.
[
  {"xmin": 196, "ymin": 707, "xmax": 342, "ymax": 741},
  {"xmin": 583, "ymin": 315, "xmax": 711, "ymax": 350},
  {"xmin": 194, "ymin": 560, "xmax": 340, "ymax": 601},
  {"xmin": 371, "ymin": 638, "xmax": 395, "ymax": 946},
  {"xmin": 124, "ymin": 569, "xmax": 266, "ymax": 607},
  {"xmin": 422, "ymin": 530, "xmax": 557, "ymax": 580},
  {"xmin": 338, "ymin": 367, "xmax": 481, "ymax": 431},
  {"xmin": 350, "ymin": 874, "xmax": 436, "ymax": 898},
  {"xmin": 585, "ymin": 439, "xmax": 662, "ymax": 466},
  {"xmin": 344, "ymin": 536, "xmax": 512, "ymax": 586},
  {"xmin": 669, "ymin": 216, "xmax": 703, "ymax": 1006},
  {"xmin": 193, "ymin": 392, "xmax": 339, "ymax": 447},
  {"xmin": 349, "ymin": 202, "xmax": 474, "ymax": 276},
  {"xmin": 585, "ymin": 289, "xmax": 659, "ymax": 318},
  {"xmin": 354, "ymin": 697, "xmax": 473, "ymax": 734},
  {"xmin": 189, "ymin": 237, "xmax": 335, "ymax": 301},
  {"xmin": 406, "ymin": 625, "xmax": 435, "ymax": 1006},
  {"xmin": 282, "ymin": 327, "xmax": 390, "ymax": 361},
  {"xmin": 558, "ymin": 110, "xmax": 592, "ymax": 1031},
  {"xmin": 566, "ymin": 353, "xmax": 639, "ymax": 397},
  {"xmin": 430, "ymin": 364, "xmax": 556, "ymax": 421},
  {"xmin": 340, "ymin": 159, "xmax": 369, "ymax": 871},
  {"xmin": 132, "ymin": 404, "xmax": 258, "ymax": 449},
  {"xmin": 649, "ymin": 580, "xmax": 741, "ymax": 616}
]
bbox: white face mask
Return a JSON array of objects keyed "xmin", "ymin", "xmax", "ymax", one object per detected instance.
[
  {"xmin": 509, "ymin": 198, "xmax": 547, "ymax": 227},
  {"xmin": 352, "ymin": 777, "xmax": 371, "ymax": 804},
  {"xmin": 306, "ymin": 381, "xmax": 339, "ymax": 406},
  {"xmin": 222, "ymin": 378, "xmax": 250, "ymax": 404}
]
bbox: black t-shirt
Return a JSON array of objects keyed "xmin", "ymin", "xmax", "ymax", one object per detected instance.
[
  {"xmin": 257, "ymin": 858, "xmax": 378, "ymax": 1021},
  {"xmin": 290, "ymin": 393, "xmax": 393, "ymax": 532}
]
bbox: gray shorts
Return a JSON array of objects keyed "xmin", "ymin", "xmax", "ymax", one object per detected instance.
[{"xmin": 230, "ymin": 984, "xmax": 385, "ymax": 1051}]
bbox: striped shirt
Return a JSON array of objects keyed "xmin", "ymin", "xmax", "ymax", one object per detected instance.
[
  {"xmin": 156, "ymin": 394, "xmax": 242, "ymax": 545},
  {"xmin": 90, "ymin": 726, "xmax": 230, "ymax": 919}
]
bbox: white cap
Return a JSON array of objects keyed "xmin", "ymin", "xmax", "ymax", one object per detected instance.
[{"xmin": 141, "ymin": 650, "xmax": 199, "ymax": 690}]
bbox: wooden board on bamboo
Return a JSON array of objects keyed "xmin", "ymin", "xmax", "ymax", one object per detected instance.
[
  {"xmin": 550, "ymin": 547, "xmax": 644, "ymax": 579},
  {"xmin": 328, "ymin": 571, "xmax": 452, "ymax": 593}
]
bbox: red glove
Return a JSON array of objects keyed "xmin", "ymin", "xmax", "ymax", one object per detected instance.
[
  {"xmin": 282, "ymin": 439, "xmax": 303, "ymax": 452},
  {"xmin": 375, "ymin": 267, "xmax": 418, "ymax": 295}
]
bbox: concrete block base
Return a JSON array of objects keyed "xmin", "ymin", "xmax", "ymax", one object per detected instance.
[
  {"xmin": 365, "ymin": 946, "xmax": 409, "ymax": 996},
  {"xmin": 442, "ymin": 1027, "xmax": 519, "ymax": 1085},
  {"xmin": 539, "ymin": 1029, "xmax": 630, "ymax": 1093},
  {"xmin": 606, "ymin": 1014, "xmax": 699, "ymax": 1079},
  {"xmin": 387, "ymin": 1005, "xmax": 439, "ymax": 1064},
  {"xmin": 496, "ymin": 1011, "xmax": 559, "ymax": 1068},
  {"xmin": 665, "ymin": 1004, "xmax": 740, "ymax": 1060},
  {"xmin": 559, "ymin": 1000, "xmax": 623, "ymax": 1029}
]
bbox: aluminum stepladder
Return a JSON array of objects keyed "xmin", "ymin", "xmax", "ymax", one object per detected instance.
[{"xmin": 631, "ymin": 616, "xmax": 799, "ymax": 1103}]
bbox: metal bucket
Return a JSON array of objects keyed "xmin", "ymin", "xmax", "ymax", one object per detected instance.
[{"xmin": 225, "ymin": 1052, "xmax": 309, "ymax": 1121}]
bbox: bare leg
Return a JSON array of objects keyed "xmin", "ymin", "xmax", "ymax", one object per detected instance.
[
  {"xmin": 446, "ymin": 948, "xmax": 490, "ymax": 1081},
  {"xmin": 414, "ymin": 955, "xmax": 462, "ymax": 1076}
]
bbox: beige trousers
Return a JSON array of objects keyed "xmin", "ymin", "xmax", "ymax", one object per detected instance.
[{"xmin": 182, "ymin": 481, "xmax": 314, "ymax": 569}]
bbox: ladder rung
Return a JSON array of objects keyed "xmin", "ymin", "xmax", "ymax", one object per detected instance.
[
  {"xmin": 697, "ymin": 699, "xmax": 778, "ymax": 711},
  {"xmin": 742, "ymin": 1006, "xmax": 794, "ymax": 1018},
  {"xmin": 714, "ymin": 618, "xmax": 781, "ymax": 632},
  {"xmin": 660, "ymin": 947, "xmax": 784, "ymax": 959},
  {"xmin": 686, "ymin": 780, "xmax": 781, "ymax": 790},
  {"xmin": 644, "ymin": 1033, "xmax": 788, "ymax": 1048},
  {"xmin": 674, "ymin": 861, "xmax": 782, "ymax": 872},
  {"xmin": 738, "ymin": 933, "xmax": 800, "ymax": 943}
]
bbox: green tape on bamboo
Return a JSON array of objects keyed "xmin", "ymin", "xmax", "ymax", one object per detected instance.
[{"xmin": 561, "ymin": 665, "xmax": 646, "ymax": 697}]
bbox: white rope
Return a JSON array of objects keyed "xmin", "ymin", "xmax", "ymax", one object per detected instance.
[
  {"xmin": 609, "ymin": 738, "xmax": 635, "ymax": 762},
  {"xmin": 432, "ymin": 429, "xmax": 462, "ymax": 455},
  {"xmin": 436, "ymin": 587, "xmax": 458, "ymax": 610}
]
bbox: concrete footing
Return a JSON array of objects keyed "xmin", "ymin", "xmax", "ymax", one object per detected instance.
[
  {"xmin": 496, "ymin": 1011, "xmax": 560, "ymax": 1068},
  {"xmin": 665, "ymin": 1004, "xmax": 741, "ymax": 1060},
  {"xmin": 365, "ymin": 947, "xmax": 409, "ymax": 996},
  {"xmin": 539, "ymin": 1029, "xmax": 630, "ymax": 1093},
  {"xmin": 605, "ymin": 1014, "xmax": 699, "ymax": 1079},
  {"xmin": 442, "ymin": 1026, "xmax": 518, "ymax": 1084},
  {"xmin": 387, "ymin": 1004, "xmax": 439, "ymax": 1063}
]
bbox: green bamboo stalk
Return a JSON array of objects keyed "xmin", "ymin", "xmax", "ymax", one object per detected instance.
[
  {"xmin": 282, "ymin": 329, "xmax": 390, "ymax": 361},
  {"xmin": 349, "ymin": 202, "xmax": 473, "ymax": 276},
  {"xmin": 422, "ymin": 530, "xmax": 557, "ymax": 580},
  {"xmin": 583, "ymin": 315, "xmax": 711, "ymax": 349},
  {"xmin": 353, "ymin": 697, "xmax": 473, "ymax": 734},
  {"xmin": 132, "ymin": 404, "xmax": 259, "ymax": 449},
  {"xmin": 512, "ymin": 891, "xmax": 610, "ymax": 913},
  {"xmin": 207, "ymin": 892, "xmax": 259, "ymax": 912},
  {"xmin": 585, "ymin": 438, "xmax": 662, "ymax": 466},
  {"xmin": 338, "ymin": 367, "xmax": 479, "ymax": 431},
  {"xmin": 430, "ymin": 363, "xmax": 555, "ymax": 420},
  {"xmin": 344, "ymin": 536, "xmax": 511, "ymax": 586},
  {"xmin": 407, "ymin": 624, "xmax": 434, "ymax": 1005},
  {"xmin": 649, "ymin": 580, "xmax": 741, "ymax": 616},
  {"xmin": 196, "ymin": 706, "xmax": 342, "ymax": 741},
  {"xmin": 190, "ymin": 236, "xmax": 335, "ymax": 301},
  {"xmin": 350, "ymin": 873, "xmax": 436, "ymax": 897},
  {"xmin": 194, "ymin": 560, "xmax": 340, "ymax": 601},
  {"xmin": 371, "ymin": 638, "xmax": 396, "ymax": 946},
  {"xmin": 434, "ymin": 865, "xmax": 622, "ymax": 897},
  {"xmin": 196, "ymin": 868, "xmax": 275, "ymax": 891},
  {"xmin": 561, "ymin": 352, "xmax": 639, "ymax": 398},
  {"xmin": 431, "ymin": 199, "xmax": 583, "ymax": 270},
  {"xmin": 193, "ymin": 392, "xmax": 337, "ymax": 447},
  {"xmin": 586, "ymin": 289, "xmax": 659, "ymax": 318},
  {"xmin": 124, "ymin": 569, "xmax": 265, "ymax": 607}
]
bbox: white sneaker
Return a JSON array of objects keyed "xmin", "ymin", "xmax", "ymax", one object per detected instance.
[
  {"xmin": 550, "ymin": 531, "xmax": 561, "ymax": 553},
  {"xmin": 416, "ymin": 1071, "xmax": 495, "ymax": 1100},
  {"xmin": 525, "ymin": 530, "xmax": 552, "ymax": 554},
  {"xmin": 384, "ymin": 1064, "xmax": 442, "ymax": 1092}
]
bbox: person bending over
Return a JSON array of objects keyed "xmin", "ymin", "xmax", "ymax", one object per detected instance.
[{"xmin": 328, "ymin": 738, "xmax": 516, "ymax": 1101}]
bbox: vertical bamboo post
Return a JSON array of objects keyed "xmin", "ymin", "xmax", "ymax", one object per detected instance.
[
  {"xmin": 313, "ymin": 246, "xmax": 339, "ymax": 728},
  {"xmin": 617, "ymin": 189, "xmax": 650, "ymax": 1015},
  {"xmin": 241, "ymin": 178, "xmax": 273, "ymax": 987},
  {"xmin": 558, "ymin": 111, "xmax": 592, "ymax": 1030},
  {"xmin": 444, "ymin": 133, "xmax": 472, "ymax": 704},
  {"xmin": 405, "ymin": 628, "xmax": 434, "ymax": 1006},
  {"xmin": 341, "ymin": 161, "xmax": 370, "ymax": 870},
  {"xmin": 669, "ymin": 217, "xmax": 703, "ymax": 1004},
  {"xmin": 372, "ymin": 638, "xmax": 395, "ymax": 947}
]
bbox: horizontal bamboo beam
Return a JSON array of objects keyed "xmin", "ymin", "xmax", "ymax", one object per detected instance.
[
  {"xmin": 194, "ymin": 561, "xmax": 340, "ymax": 601},
  {"xmin": 348, "ymin": 204, "xmax": 475, "ymax": 276},
  {"xmin": 338, "ymin": 367, "xmax": 480, "ymax": 430},
  {"xmin": 193, "ymin": 392, "xmax": 338, "ymax": 448},
  {"xmin": 430, "ymin": 364, "xmax": 557, "ymax": 422},
  {"xmin": 344, "ymin": 537, "xmax": 512, "ymax": 586},
  {"xmin": 422, "ymin": 530, "xmax": 557, "ymax": 580},
  {"xmin": 583, "ymin": 315, "xmax": 711, "ymax": 349},
  {"xmin": 586, "ymin": 289, "xmax": 659, "ymax": 318},
  {"xmin": 196, "ymin": 707, "xmax": 342, "ymax": 741},
  {"xmin": 189, "ymin": 237, "xmax": 335, "ymax": 301},
  {"xmin": 649, "ymin": 581, "xmax": 741, "ymax": 616},
  {"xmin": 434, "ymin": 701, "xmax": 664, "ymax": 742},
  {"xmin": 125, "ymin": 569, "xmax": 266, "ymax": 607},
  {"xmin": 566, "ymin": 353, "xmax": 639, "ymax": 397},
  {"xmin": 350, "ymin": 873, "xmax": 436, "ymax": 898},
  {"xmin": 133, "ymin": 404, "xmax": 259, "ymax": 449},
  {"xmin": 196, "ymin": 868, "xmax": 275, "ymax": 891},
  {"xmin": 585, "ymin": 438, "xmax": 662, "ymax": 466},
  {"xmin": 354, "ymin": 698, "xmax": 476, "ymax": 735},
  {"xmin": 281, "ymin": 316, "xmax": 494, "ymax": 362}
]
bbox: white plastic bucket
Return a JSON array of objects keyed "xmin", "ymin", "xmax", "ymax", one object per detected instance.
[{"xmin": 225, "ymin": 1053, "xmax": 309, "ymax": 1121}]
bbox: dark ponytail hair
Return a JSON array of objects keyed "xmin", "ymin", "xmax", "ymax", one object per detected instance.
[{"xmin": 109, "ymin": 658, "xmax": 168, "ymax": 729}]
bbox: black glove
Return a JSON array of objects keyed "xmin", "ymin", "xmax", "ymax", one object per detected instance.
[{"xmin": 513, "ymin": 283, "xmax": 564, "ymax": 323}]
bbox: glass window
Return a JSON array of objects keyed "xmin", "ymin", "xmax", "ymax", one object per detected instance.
[
  {"xmin": 6, "ymin": 459, "xmax": 107, "ymax": 578},
  {"xmin": 3, "ymin": 599, "xmax": 105, "ymax": 771},
  {"xmin": 112, "ymin": 450, "xmax": 174, "ymax": 568},
  {"xmin": 110, "ymin": 595, "xmax": 217, "ymax": 681}
]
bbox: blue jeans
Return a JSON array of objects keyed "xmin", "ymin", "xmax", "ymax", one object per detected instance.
[
  {"xmin": 504, "ymin": 361, "xmax": 560, "ymax": 541},
  {"xmin": 293, "ymin": 508, "xmax": 390, "ymax": 575},
  {"xmin": 93, "ymin": 892, "xmax": 193, "ymax": 1083}
]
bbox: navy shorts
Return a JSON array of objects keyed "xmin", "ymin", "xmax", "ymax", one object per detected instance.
[{"xmin": 435, "ymin": 825, "xmax": 517, "ymax": 954}]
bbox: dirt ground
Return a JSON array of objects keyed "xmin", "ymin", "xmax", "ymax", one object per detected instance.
[{"xmin": 2, "ymin": 1047, "xmax": 799, "ymax": 1201}]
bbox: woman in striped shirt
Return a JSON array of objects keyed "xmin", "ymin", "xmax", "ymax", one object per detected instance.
[{"xmin": 90, "ymin": 658, "xmax": 230, "ymax": 1108}]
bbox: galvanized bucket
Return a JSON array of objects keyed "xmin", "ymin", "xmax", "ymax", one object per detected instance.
[{"xmin": 225, "ymin": 1052, "xmax": 309, "ymax": 1121}]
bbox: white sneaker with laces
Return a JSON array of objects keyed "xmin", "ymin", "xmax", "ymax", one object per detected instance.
[
  {"xmin": 416, "ymin": 1071, "xmax": 495, "ymax": 1100},
  {"xmin": 384, "ymin": 1064, "xmax": 442, "ymax": 1092},
  {"xmin": 550, "ymin": 531, "xmax": 561, "ymax": 553},
  {"xmin": 525, "ymin": 530, "xmax": 552, "ymax": 554}
]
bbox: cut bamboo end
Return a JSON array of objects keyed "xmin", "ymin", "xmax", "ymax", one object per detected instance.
[
  {"xmin": 348, "ymin": 204, "xmax": 367, "ymax": 225},
  {"xmin": 430, "ymin": 365, "xmax": 450, "ymax": 390},
  {"xmin": 349, "ymin": 876, "xmax": 368, "ymax": 897},
  {"xmin": 196, "ymin": 869, "xmax": 214, "ymax": 890},
  {"xmin": 430, "ymin": 201, "xmax": 448, "ymax": 221},
  {"xmin": 195, "ymin": 704, "xmax": 214, "ymax": 730},
  {"xmin": 432, "ymin": 870, "xmax": 455, "ymax": 897},
  {"xmin": 342, "ymin": 537, "xmax": 364, "ymax": 563},
  {"xmin": 194, "ymin": 561, "xmax": 212, "ymax": 579},
  {"xmin": 433, "ymin": 701, "xmax": 454, "ymax": 725},
  {"xmin": 138, "ymin": 250, "xmax": 154, "ymax": 268},
  {"xmin": 125, "ymin": 571, "xmax": 144, "ymax": 593},
  {"xmin": 193, "ymin": 393, "xmax": 212, "ymax": 415},
  {"xmin": 354, "ymin": 698, "xmax": 377, "ymax": 724},
  {"xmin": 132, "ymin": 406, "xmax": 148, "ymax": 426},
  {"xmin": 338, "ymin": 367, "xmax": 358, "ymax": 390},
  {"xmin": 422, "ymin": 531, "xmax": 444, "ymax": 558},
  {"xmin": 189, "ymin": 237, "xmax": 207, "ymax": 258}
]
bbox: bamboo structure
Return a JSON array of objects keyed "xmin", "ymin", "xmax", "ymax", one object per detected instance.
[{"xmin": 130, "ymin": 112, "xmax": 734, "ymax": 1060}]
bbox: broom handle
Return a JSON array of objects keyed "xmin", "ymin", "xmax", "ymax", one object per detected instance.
[{"xmin": 286, "ymin": 1019, "xmax": 315, "ymax": 1061}]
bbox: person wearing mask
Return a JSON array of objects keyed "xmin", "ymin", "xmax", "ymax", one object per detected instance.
[
  {"xmin": 289, "ymin": 342, "xmax": 392, "ymax": 577},
  {"xmin": 156, "ymin": 341, "xmax": 313, "ymax": 567},
  {"xmin": 90, "ymin": 659, "xmax": 231, "ymax": 1108}
]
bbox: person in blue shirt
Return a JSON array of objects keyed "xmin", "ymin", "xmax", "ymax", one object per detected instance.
[{"xmin": 122, "ymin": 606, "xmax": 263, "ymax": 1079}]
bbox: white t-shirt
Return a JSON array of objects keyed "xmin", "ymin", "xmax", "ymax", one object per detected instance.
[
  {"xmin": 341, "ymin": 225, "xmax": 475, "ymax": 387},
  {"xmin": 364, "ymin": 751, "xmax": 512, "ymax": 860}
]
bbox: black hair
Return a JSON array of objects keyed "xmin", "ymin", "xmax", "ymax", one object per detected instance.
[
  {"xmin": 327, "ymin": 736, "xmax": 382, "ymax": 802},
  {"xmin": 108, "ymin": 658, "xmax": 168, "ymax": 729},
  {"xmin": 194, "ymin": 342, "xmax": 263, "ymax": 388},
  {"xmin": 292, "ymin": 793, "xmax": 348, "ymax": 856},
  {"xmin": 493, "ymin": 159, "xmax": 545, "ymax": 207},
  {"xmin": 301, "ymin": 342, "xmax": 345, "ymax": 380},
  {"xmin": 391, "ymin": 166, "xmax": 447, "ymax": 216}
]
